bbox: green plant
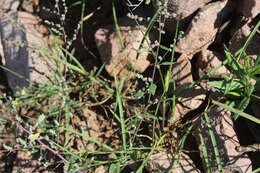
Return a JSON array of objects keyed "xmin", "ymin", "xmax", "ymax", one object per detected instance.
[{"xmin": 209, "ymin": 21, "xmax": 260, "ymax": 121}]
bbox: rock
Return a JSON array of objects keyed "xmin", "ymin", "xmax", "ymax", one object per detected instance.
[
  {"xmin": 95, "ymin": 17, "xmax": 155, "ymax": 77},
  {"xmin": 146, "ymin": 152, "xmax": 200, "ymax": 173},
  {"xmin": 95, "ymin": 166, "xmax": 106, "ymax": 173},
  {"xmin": 81, "ymin": 108, "xmax": 101, "ymax": 151},
  {"xmin": 193, "ymin": 106, "xmax": 252, "ymax": 173},
  {"xmin": 238, "ymin": 0, "xmax": 260, "ymax": 18},
  {"xmin": 0, "ymin": 11, "xmax": 62, "ymax": 92},
  {"xmin": 153, "ymin": 0, "xmax": 212, "ymax": 20},
  {"xmin": 195, "ymin": 49, "xmax": 230, "ymax": 78},
  {"xmin": 173, "ymin": 54, "xmax": 193, "ymax": 86},
  {"xmin": 0, "ymin": 0, "xmax": 19, "ymax": 11},
  {"xmin": 173, "ymin": 86, "xmax": 206, "ymax": 123},
  {"xmin": 70, "ymin": 108, "xmax": 103, "ymax": 151},
  {"xmin": 229, "ymin": 18, "xmax": 260, "ymax": 60},
  {"xmin": 171, "ymin": 54, "xmax": 206, "ymax": 123},
  {"xmin": 175, "ymin": 0, "xmax": 234, "ymax": 55},
  {"xmin": 20, "ymin": 0, "xmax": 39, "ymax": 13},
  {"xmin": 246, "ymin": 101, "xmax": 260, "ymax": 142},
  {"xmin": 12, "ymin": 151, "xmax": 42, "ymax": 173},
  {"xmin": 152, "ymin": 0, "xmax": 202, "ymax": 33}
]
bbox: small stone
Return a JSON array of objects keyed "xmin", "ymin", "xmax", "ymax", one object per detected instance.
[
  {"xmin": 173, "ymin": 86, "xmax": 206, "ymax": 123},
  {"xmin": 95, "ymin": 165, "xmax": 106, "ymax": 173},
  {"xmin": 20, "ymin": 0, "xmax": 40, "ymax": 13},
  {"xmin": 82, "ymin": 108, "xmax": 101, "ymax": 151},
  {"xmin": 95, "ymin": 17, "xmax": 155, "ymax": 77}
]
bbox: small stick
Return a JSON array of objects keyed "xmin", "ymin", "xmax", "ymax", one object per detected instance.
[
  {"xmin": 0, "ymin": 110, "xmax": 68, "ymax": 163},
  {"xmin": 236, "ymin": 144, "xmax": 260, "ymax": 153}
]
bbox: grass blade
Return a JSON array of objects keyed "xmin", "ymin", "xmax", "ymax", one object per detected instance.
[{"xmin": 212, "ymin": 100, "xmax": 260, "ymax": 124}]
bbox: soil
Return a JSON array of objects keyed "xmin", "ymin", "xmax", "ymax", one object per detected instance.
[{"xmin": 0, "ymin": 0, "xmax": 259, "ymax": 172}]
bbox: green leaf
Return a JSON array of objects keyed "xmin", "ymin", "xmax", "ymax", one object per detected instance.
[
  {"xmin": 112, "ymin": 0, "xmax": 124, "ymax": 49},
  {"xmin": 212, "ymin": 100, "xmax": 260, "ymax": 124},
  {"xmin": 159, "ymin": 45, "xmax": 172, "ymax": 52},
  {"xmin": 109, "ymin": 163, "xmax": 120, "ymax": 173},
  {"xmin": 224, "ymin": 48, "xmax": 241, "ymax": 71},
  {"xmin": 135, "ymin": 90, "xmax": 144, "ymax": 97},
  {"xmin": 255, "ymin": 55, "xmax": 260, "ymax": 65},
  {"xmin": 143, "ymin": 113, "xmax": 163, "ymax": 120},
  {"xmin": 203, "ymin": 112, "xmax": 223, "ymax": 172},
  {"xmin": 70, "ymin": 1, "xmax": 82, "ymax": 8},
  {"xmin": 226, "ymin": 91, "xmax": 241, "ymax": 97},
  {"xmin": 28, "ymin": 133, "xmax": 40, "ymax": 142},
  {"xmin": 3, "ymin": 143, "xmax": 12, "ymax": 150},
  {"xmin": 160, "ymin": 62, "xmax": 175, "ymax": 66},
  {"xmin": 249, "ymin": 65, "xmax": 260, "ymax": 76},
  {"xmin": 130, "ymin": 150, "xmax": 140, "ymax": 161},
  {"xmin": 148, "ymin": 84, "xmax": 157, "ymax": 95},
  {"xmin": 37, "ymin": 114, "xmax": 45, "ymax": 124},
  {"xmin": 207, "ymin": 80, "xmax": 243, "ymax": 91}
]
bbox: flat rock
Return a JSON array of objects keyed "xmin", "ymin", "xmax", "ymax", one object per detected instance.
[
  {"xmin": 95, "ymin": 17, "xmax": 155, "ymax": 77},
  {"xmin": 12, "ymin": 151, "xmax": 42, "ymax": 173},
  {"xmin": 152, "ymin": 0, "xmax": 209, "ymax": 32},
  {"xmin": 155, "ymin": 0, "xmax": 212, "ymax": 20},
  {"xmin": 195, "ymin": 49, "xmax": 230, "ymax": 78},
  {"xmin": 0, "ymin": 11, "xmax": 62, "ymax": 92},
  {"xmin": 229, "ymin": 18, "xmax": 260, "ymax": 60},
  {"xmin": 21, "ymin": 0, "xmax": 39, "ymax": 13},
  {"xmin": 173, "ymin": 86, "xmax": 206, "ymax": 124},
  {"xmin": 237, "ymin": 0, "xmax": 260, "ymax": 18},
  {"xmin": 193, "ymin": 106, "xmax": 252, "ymax": 173},
  {"xmin": 146, "ymin": 152, "xmax": 200, "ymax": 173},
  {"xmin": 0, "ymin": 0, "xmax": 19, "ymax": 11},
  {"xmin": 170, "ymin": 54, "xmax": 206, "ymax": 123},
  {"xmin": 173, "ymin": 54, "xmax": 193, "ymax": 86},
  {"xmin": 175, "ymin": 0, "xmax": 234, "ymax": 55}
]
